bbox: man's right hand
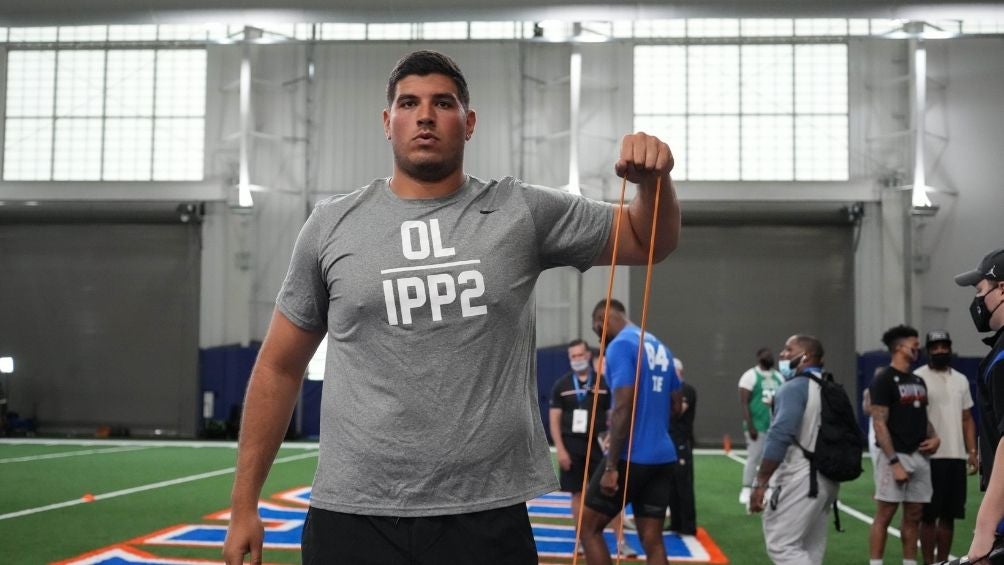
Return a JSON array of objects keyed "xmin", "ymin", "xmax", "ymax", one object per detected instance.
[
  {"xmin": 891, "ymin": 461, "xmax": 909, "ymax": 483},
  {"xmin": 557, "ymin": 448, "xmax": 572, "ymax": 471},
  {"xmin": 223, "ymin": 508, "xmax": 264, "ymax": 564}
]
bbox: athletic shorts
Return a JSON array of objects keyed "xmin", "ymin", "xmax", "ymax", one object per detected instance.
[
  {"xmin": 559, "ymin": 450, "xmax": 602, "ymax": 492},
  {"xmin": 584, "ymin": 458, "xmax": 674, "ymax": 519},
  {"xmin": 874, "ymin": 450, "xmax": 932, "ymax": 504},
  {"xmin": 923, "ymin": 458, "xmax": 967, "ymax": 521},
  {"xmin": 301, "ymin": 503, "xmax": 536, "ymax": 565}
]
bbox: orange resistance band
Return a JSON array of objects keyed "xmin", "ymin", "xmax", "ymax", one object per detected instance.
[{"xmin": 571, "ymin": 175, "xmax": 663, "ymax": 565}]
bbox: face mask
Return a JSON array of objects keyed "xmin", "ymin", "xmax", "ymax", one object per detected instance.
[
  {"xmin": 930, "ymin": 352, "xmax": 952, "ymax": 370},
  {"xmin": 778, "ymin": 359, "xmax": 794, "ymax": 379},
  {"xmin": 759, "ymin": 356, "xmax": 775, "ymax": 369},
  {"xmin": 570, "ymin": 359, "xmax": 591, "ymax": 373},
  {"xmin": 971, "ymin": 289, "xmax": 1003, "ymax": 333}
]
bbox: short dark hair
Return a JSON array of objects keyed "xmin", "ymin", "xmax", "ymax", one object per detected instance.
[
  {"xmin": 755, "ymin": 347, "xmax": 772, "ymax": 358},
  {"xmin": 792, "ymin": 334, "xmax": 824, "ymax": 362},
  {"xmin": 387, "ymin": 50, "xmax": 470, "ymax": 110},
  {"xmin": 568, "ymin": 339, "xmax": 589, "ymax": 350},
  {"xmin": 592, "ymin": 298, "xmax": 626, "ymax": 315},
  {"xmin": 881, "ymin": 324, "xmax": 919, "ymax": 352}
]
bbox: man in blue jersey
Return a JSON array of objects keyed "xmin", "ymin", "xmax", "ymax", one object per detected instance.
[{"xmin": 580, "ymin": 299, "xmax": 683, "ymax": 565}]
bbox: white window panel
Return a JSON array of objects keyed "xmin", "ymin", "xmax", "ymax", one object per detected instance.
[
  {"xmin": 103, "ymin": 118, "xmax": 153, "ymax": 180},
  {"xmin": 688, "ymin": 45, "xmax": 739, "ymax": 115},
  {"xmin": 3, "ymin": 118, "xmax": 53, "ymax": 180},
  {"xmin": 687, "ymin": 19, "xmax": 740, "ymax": 37},
  {"xmin": 53, "ymin": 118, "xmax": 102, "ymax": 180},
  {"xmin": 740, "ymin": 19, "xmax": 794, "ymax": 37},
  {"xmin": 688, "ymin": 116, "xmax": 740, "ymax": 180},
  {"xmin": 0, "ymin": 29, "xmax": 7, "ymax": 42},
  {"xmin": 8, "ymin": 27, "xmax": 58, "ymax": 42},
  {"xmin": 319, "ymin": 23, "xmax": 367, "ymax": 40},
  {"xmin": 294, "ymin": 24, "xmax": 315, "ymax": 40},
  {"xmin": 56, "ymin": 51, "xmax": 105, "ymax": 117},
  {"xmin": 6, "ymin": 51, "xmax": 55, "ymax": 117},
  {"xmin": 368, "ymin": 24, "xmax": 413, "ymax": 40},
  {"xmin": 156, "ymin": 24, "xmax": 211, "ymax": 41},
  {"xmin": 741, "ymin": 45, "xmax": 793, "ymax": 114},
  {"xmin": 421, "ymin": 22, "xmax": 468, "ymax": 40},
  {"xmin": 634, "ymin": 115, "xmax": 687, "ymax": 180},
  {"xmin": 470, "ymin": 22, "xmax": 518, "ymax": 39},
  {"xmin": 155, "ymin": 51, "xmax": 207, "ymax": 117},
  {"xmin": 634, "ymin": 46, "xmax": 686, "ymax": 115},
  {"xmin": 107, "ymin": 25, "xmax": 157, "ymax": 41},
  {"xmin": 794, "ymin": 19, "xmax": 848, "ymax": 36},
  {"xmin": 153, "ymin": 118, "xmax": 204, "ymax": 180},
  {"xmin": 869, "ymin": 19, "xmax": 903, "ymax": 36},
  {"xmin": 581, "ymin": 22, "xmax": 613, "ymax": 39},
  {"xmin": 848, "ymin": 19, "xmax": 871, "ymax": 35},
  {"xmin": 741, "ymin": 115, "xmax": 794, "ymax": 180},
  {"xmin": 538, "ymin": 20, "xmax": 574, "ymax": 41},
  {"xmin": 106, "ymin": 51, "xmax": 155, "ymax": 117},
  {"xmin": 795, "ymin": 115, "xmax": 848, "ymax": 180},
  {"xmin": 795, "ymin": 45, "xmax": 847, "ymax": 114},
  {"xmin": 633, "ymin": 20, "xmax": 686, "ymax": 38},
  {"xmin": 611, "ymin": 21, "xmax": 634, "ymax": 38},
  {"xmin": 58, "ymin": 26, "xmax": 109, "ymax": 42}
]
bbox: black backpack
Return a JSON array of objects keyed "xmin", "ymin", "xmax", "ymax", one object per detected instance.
[{"xmin": 794, "ymin": 372, "xmax": 865, "ymax": 497}]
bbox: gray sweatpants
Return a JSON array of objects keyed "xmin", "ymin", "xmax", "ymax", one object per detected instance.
[
  {"xmin": 762, "ymin": 471, "xmax": 838, "ymax": 565},
  {"xmin": 743, "ymin": 431, "xmax": 766, "ymax": 487}
]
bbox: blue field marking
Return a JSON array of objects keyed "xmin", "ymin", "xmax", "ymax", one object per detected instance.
[
  {"xmin": 58, "ymin": 546, "xmax": 223, "ymax": 565},
  {"xmin": 143, "ymin": 520, "xmax": 302, "ymax": 549},
  {"xmin": 532, "ymin": 523, "xmax": 695, "ymax": 559}
]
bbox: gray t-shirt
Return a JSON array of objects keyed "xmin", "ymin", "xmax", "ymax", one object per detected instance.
[{"xmin": 277, "ymin": 175, "xmax": 614, "ymax": 516}]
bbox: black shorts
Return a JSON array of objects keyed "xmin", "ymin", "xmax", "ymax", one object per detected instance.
[
  {"xmin": 559, "ymin": 450, "xmax": 603, "ymax": 492},
  {"xmin": 923, "ymin": 458, "xmax": 967, "ymax": 522},
  {"xmin": 584, "ymin": 458, "xmax": 674, "ymax": 519},
  {"xmin": 301, "ymin": 503, "xmax": 537, "ymax": 565}
]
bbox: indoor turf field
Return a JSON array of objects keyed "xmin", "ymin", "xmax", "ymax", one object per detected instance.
[{"xmin": 0, "ymin": 439, "xmax": 984, "ymax": 564}]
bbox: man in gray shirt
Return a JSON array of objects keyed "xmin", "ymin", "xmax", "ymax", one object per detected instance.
[{"xmin": 222, "ymin": 50, "xmax": 681, "ymax": 564}]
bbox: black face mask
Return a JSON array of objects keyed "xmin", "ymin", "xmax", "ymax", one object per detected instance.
[
  {"xmin": 759, "ymin": 356, "xmax": 774, "ymax": 369},
  {"xmin": 930, "ymin": 352, "xmax": 952, "ymax": 370},
  {"xmin": 970, "ymin": 289, "xmax": 1002, "ymax": 333}
]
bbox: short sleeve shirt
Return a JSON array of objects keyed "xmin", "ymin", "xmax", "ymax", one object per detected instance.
[
  {"xmin": 914, "ymin": 365, "xmax": 973, "ymax": 460},
  {"xmin": 606, "ymin": 324, "xmax": 680, "ymax": 464},
  {"xmin": 870, "ymin": 366, "xmax": 929, "ymax": 454},
  {"xmin": 549, "ymin": 371, "xmax": 610, "ymax": 454},
  {"xmin": 738, "ymin": 367, "xmax": 784, "ymax": 432},
  {"xmin": 277, "ymin": 176, "xmax": 614, "ymax": 516}
]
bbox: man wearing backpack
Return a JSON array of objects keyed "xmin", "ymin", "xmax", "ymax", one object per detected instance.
[
  {"xmin": 749, "ymin": 334, "xmax": 840, "ymax": 565},
  {"xmin": 869, "ymin": 324, "xmax": 941, "ymax": 565}
]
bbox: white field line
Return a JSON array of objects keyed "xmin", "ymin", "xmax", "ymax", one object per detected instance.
[
  {"xmin": 0, "ymin": 438, "xmax": 320, "ymax": 449},
  {"xmin": 0, "ymin": 451, "xmax": 318, "ymax": 522},
  {"xmin": 724, "ymin": 451, "xmax": 952, "ymax": 559},
  {"xmin": 0, "ymin": 445, "xmax": 153, "ymax": 464}
]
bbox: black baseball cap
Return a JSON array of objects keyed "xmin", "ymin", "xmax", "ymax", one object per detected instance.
[
  {"xmin": 926, "ymin": 330, "xmax": 951, "ymax": 348},
  {"xmin": 955, "ymin": 248, "xmax": 1004, "ymax": 287}
]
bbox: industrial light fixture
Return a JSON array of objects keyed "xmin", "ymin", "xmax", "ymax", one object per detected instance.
[{"xmin": 0, "ymin": 356, "xmax": 13, "ymax": 374}]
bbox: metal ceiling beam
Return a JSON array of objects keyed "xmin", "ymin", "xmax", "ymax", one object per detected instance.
[{"xmin": 3, "ymin": 1, "xmax": 1004, "ymax": 26}]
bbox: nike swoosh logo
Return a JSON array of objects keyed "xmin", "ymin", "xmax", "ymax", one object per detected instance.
[{"xmin": 479, "ymin": 209, "xmax": 497, "ymax": 214}]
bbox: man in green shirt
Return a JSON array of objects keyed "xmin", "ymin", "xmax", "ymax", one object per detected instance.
[{"xmin": 738, "ymin": 347, "xmax": 785, "ymax": 507}]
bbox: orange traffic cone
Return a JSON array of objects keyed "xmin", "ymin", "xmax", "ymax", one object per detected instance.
[{"xmin": 723, "ymin": 434, "xmax": 732, "ymax": 454}]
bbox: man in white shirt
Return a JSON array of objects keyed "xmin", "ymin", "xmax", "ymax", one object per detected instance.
[
  {"xmin": 915, "ymin": 330, "xmax": 978, "ymax": 564},
  {"xmin": 738, "ymin": 348, "xmax": 785, "ymax": 505}
]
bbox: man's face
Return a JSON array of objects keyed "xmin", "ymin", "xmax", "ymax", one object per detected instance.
[
  {"xmin": 898, "ymin": 336, "xmax": 921, "ymax": 362},
  {"xmin": 779, "ymin": 337, "xmax": 803, "ymax": 363},
  {"xmin": 383, "ymin": 73, "xmax": 476, "ymax": 183},
  {"xmin": 976, "ymin": 278, "xmax": 1004, "ymax": 331},
  {"xmin": 928, "ymin": 342, "xmax": 951, "ymax": 356},
  {"xmin": 592, "ymin": 308, "xmax": 614, "ymax": 341},
  {"xmin": 568, "ymin": 344, "xmax": 591, "ymax": 365}
]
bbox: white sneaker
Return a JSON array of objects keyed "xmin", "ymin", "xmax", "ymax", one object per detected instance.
[
  {"xmin": 739, "ymin": 486, "xmax": 751, "ymax": 505},
  {"xmin": 617, "ymin": 539, "xmax": 638, "ymax": 557}
]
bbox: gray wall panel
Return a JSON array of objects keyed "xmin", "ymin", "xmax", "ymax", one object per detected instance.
[
  {"xmin": 0, "ymin": 223, "xmax": 201, "ymax": 436},
  {"xmin": 629, "ymin": 223, "xmax": 855, "ymax": 447}
]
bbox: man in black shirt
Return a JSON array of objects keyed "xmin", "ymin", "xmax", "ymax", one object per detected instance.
[
  {"xmin": 549, "ymin": 339, "xmax": 611, "ymax": 539},
  {"xmin": 666, "ymin": 357, "xmax": 697, "ymax": 535},
  {"xmin": 869, "ymin": 324, "xmax": 940, "ymax": 565},
  {"xmin": 956, "ymin": 248, "xmax": 1004, "ymax": 562}
]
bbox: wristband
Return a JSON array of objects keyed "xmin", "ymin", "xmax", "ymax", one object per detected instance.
[{"xmin": 888, "ymin": 455, "xmax": 900, "ymax": 465}]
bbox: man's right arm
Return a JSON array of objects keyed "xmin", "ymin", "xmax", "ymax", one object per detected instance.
[
  {"xmin": 738, "ymin": 386, "xmax": 756, "ymax": 440},
  {"xmin": 223, "ymin": 310, "xmax": 324, "ymax": 565},
  {"xmin": 549, "ymin": 407, "xmax": 571, "ymax": 471}
]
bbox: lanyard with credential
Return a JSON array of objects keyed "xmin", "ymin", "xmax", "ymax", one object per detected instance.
[{"xmin": 572, "ymin": 372, "xmax": 593, "ymax": 406}]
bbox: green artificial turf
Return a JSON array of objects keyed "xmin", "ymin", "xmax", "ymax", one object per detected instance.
[{"xmin": 0, "ymin": 442, "xmax": 987, "ymax": 564}]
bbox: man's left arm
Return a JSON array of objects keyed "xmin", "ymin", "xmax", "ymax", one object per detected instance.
[
  {"xmin": 964, "ymin": 408, "xmax": 979, "ymax": 472},
  {"xmin": 749, "ymin": 381, "xmax": 807, "ymax": 513},
  {"xmin": 594, "ymin": 133, "xmax": 681, "ymax": 266},
  {"xmin": 600, "ymin": 386, "xmax": 634, "ymax": 496}
]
